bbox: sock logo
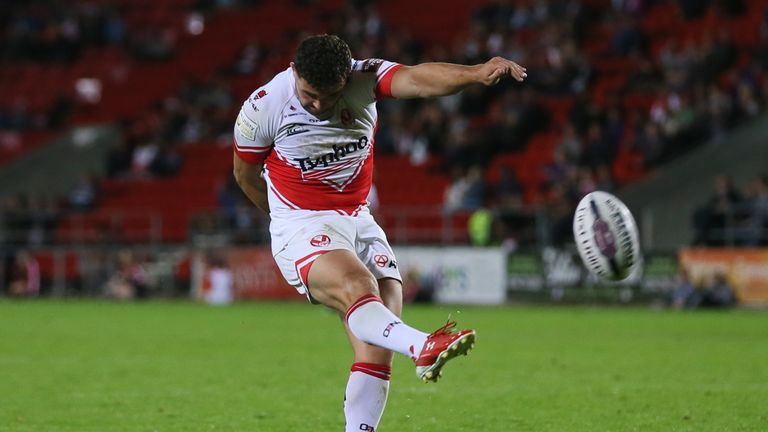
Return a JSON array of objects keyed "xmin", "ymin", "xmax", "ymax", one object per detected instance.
[
  {"xmin": 359, "ymin": 424, "xmax": 375, "ymax": 431},
  {"xmin": 383, "ymin": 320, "xmax": 402, "ymax": 337}
]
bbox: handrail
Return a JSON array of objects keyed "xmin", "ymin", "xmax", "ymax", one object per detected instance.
[{"xmin": 0, "ymin": 208, "xmax": 163, "ymax": 246}]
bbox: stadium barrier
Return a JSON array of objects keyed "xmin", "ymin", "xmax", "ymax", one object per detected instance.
[
  {"xmin": 506, "ymin": 247, "xmax": 678, "ymax": 303},
  {"xmin": 394, "ymin": 246, "xmax": 507, "ymax": 305},
  {"xmin": 680, "ymin": 248, "xmax": 768, "ymax": 306},
  {"xmin": 9, "ymin": 244, "xmax": 768, "ymax": 307},
  {"xmin": 191, "ymin": 248, "xmax": 297, "ymax": 301}
]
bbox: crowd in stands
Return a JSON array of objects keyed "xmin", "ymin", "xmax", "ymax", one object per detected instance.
[
  {"xmin": 668, "ymin": 268, "xmax": 736, "ymax": 309},
  {"xmin": 105, "ymin": 76, "xmax": 235, "ymax": 179},
  {"xmin": 0, "ymin": 1, "xmax": 127, "ymax": 63},
  {"xmin": 692, "ymin": 174, "xmax": 768, "ymax": 246},
  {"xmin": 1, "ymin": 0, "xmax": 768, "ymax": 251}
]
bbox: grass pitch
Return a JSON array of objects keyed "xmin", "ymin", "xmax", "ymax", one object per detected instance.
[{"xmin": 0, "ymin": 301, "xmax": 766, "ymax": 431}]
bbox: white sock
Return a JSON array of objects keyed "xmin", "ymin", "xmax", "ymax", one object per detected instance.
[
  {"xmin": 345, "ymin": 294, "xmax": 428, "ymax": 359},
  {"xmin": 344, "ymin": 363, "xmax": 390, "ymax": 432}
]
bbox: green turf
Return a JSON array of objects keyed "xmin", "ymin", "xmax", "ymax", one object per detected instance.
[{"xmin": 0, "ymin": 301, "xmax": 766, "ymax": 431}]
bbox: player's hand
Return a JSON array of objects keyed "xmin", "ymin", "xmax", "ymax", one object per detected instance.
[{"xmin": 477, "ymin": 57, "xmax": 527, "ymax": 85}]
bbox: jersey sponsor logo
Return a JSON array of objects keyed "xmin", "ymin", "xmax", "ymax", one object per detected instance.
[
  {"xmin": 310, "ymin": 234, "xmax": 331, "ymax": 247},
  {"xmin": 293, "ymin": 136, "xmax": 369, "ymax": 173},
  {"xmin": 236, "ymin": 110, "xmax": 258, "ymax": 140}
]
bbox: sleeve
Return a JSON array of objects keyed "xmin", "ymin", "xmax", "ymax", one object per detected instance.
[
  {"xmin": 353, "ymin": 58, "xmax": 404, "ymax": 100},
  {"xmin": 233, "ymin": 90, "xmax": 274, "ymax": 165}
]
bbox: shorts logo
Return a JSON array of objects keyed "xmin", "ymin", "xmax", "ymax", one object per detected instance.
[
  {"xmin": 310, "ymin": 234, "xmax": 331, "ymax": 247},
  {"xmin": 359, "ymin": 424, "xmax": 375, "ymax": 431},
  {"xmin": 374, "ymin": 254, "xmax": 389, "ymax": 267}
]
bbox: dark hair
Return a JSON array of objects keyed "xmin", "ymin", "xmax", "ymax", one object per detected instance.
[{"xmin": 294, "ymin": 34, "xmax": 351, "ymax": 92}]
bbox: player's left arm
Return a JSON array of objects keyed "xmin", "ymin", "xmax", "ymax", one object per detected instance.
[{"xmin": 389, "ymin": 57, "xmax": 527, "ymax": 99}]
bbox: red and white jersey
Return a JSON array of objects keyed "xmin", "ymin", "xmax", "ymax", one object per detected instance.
[{"xmin": 233, "ymin": 58, "xmax": 402, "ymax": 216}]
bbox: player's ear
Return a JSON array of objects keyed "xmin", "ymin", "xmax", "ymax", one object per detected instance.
[{"xmin": 290, "ymin": 62, "xmax": 302, "ymax": 82}]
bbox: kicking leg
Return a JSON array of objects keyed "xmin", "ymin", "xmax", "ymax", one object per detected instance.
[
  {"xmin": 308, "ymin": 249, "xmax": 475, "ymax": 383},
  {"xmin": 307, "ymin": 250, "xmax": 427, "ymax": 358}
]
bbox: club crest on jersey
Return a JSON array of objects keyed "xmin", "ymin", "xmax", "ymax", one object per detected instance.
[{"xmin": 310, "ymin": 234, "xmax": 331, "ymax": 247}]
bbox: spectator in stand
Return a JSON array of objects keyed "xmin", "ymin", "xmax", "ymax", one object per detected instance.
[
  {"xmin": 495, "ymin": 165, "xmax": 523, "ymax": 212},
  {"xmin": 444, "ymin": 166, "xmax": 486, "ymax": 214},
  {"xmin": 129, "ymin": 27, "xmax": 176, "ymax": 62},
  {"xmin": 594, "ymin": 165, "xmax": 615, "ymax": 193},
  {"xmin": 557, "ymin": 122, "xmax": 583, "ymax": 165},
  {"xmin": 543, "ymin": 148, "xmax": 572, "ymax": 187},
  {"xmin": 670, "ymin": 267, "xmax": 698, "ymax": 309},
  {"xmin": 544, "ymin": 182, "xmax": 574, "ymax": 246},
  {"xmin": 444, "ymin": 167, "xmax": 471, "ymax": 214},
  {"xmin": 692, "ymin": 174, "xmax": 744, "ymax": 245},
  {"xmin": 633, "ymin": 120, "xmax": 666, "ymax": 169},
  {"xmin": 105, "ymin": 250, "xmax": 149, "ymax": 300},
  {"xmin": 200, "ymin": 254, "xmax": 233, "ymax": 305},
  {"xmin": 8, "ymin": 250, "xmax": 40, "ymax": 297},
  {"xmin": 230, "ymin": 41, "xmax": 265, "ymax": 75},
  {"xmin": 702, "ymin": 272, "xmax": 736, "ymax": 308},
  {"xmin": 744, "ymin": 175, "xmax": 768, "ymax": 245},
  {"xmin": 611, "ymin": 14, "xmax": 647, "ymax": 56},
  {"xmin": 68, "ymin": 175, "xmax": 98, "ymax": 210},
  {"xmin": 627, "ymin": 55, "xmax": 663, "ymax": 91},
  {"xmin": 462, "ymin": 166, "xmax": 486, "ymax": 210}
]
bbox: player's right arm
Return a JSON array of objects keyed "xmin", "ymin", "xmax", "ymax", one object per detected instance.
[
  {"xmin": 232, "ymin": 88, "xmax": 276, "ymax": 214},
  {"xmin": 233, "ymin": 154, "xmax": 269, "ymax": 213}
]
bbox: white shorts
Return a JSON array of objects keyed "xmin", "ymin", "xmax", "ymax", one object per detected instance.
[{"xmin": 271, "ymin": 208, "xmax": 401, "ymax": 299}]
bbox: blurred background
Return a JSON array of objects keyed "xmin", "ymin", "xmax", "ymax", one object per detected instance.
[{"xmin": 1, "ymin": 0, "xmax": 767, "ymax": 309}]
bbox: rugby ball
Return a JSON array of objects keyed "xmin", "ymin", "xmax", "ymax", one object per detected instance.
[{"xmin": 573, "ymin": 191, "xmax": 640, "ymax": 281}]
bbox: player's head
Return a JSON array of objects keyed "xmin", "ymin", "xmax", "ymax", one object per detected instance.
[{"xmin": 291, "ymin": 34, "xmax": 351, "ymax": 115}]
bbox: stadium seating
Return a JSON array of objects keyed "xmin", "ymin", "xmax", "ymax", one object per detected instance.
[{"xmin": 3, "ymin": 0, "xmax": 767, "ymax": 245}]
